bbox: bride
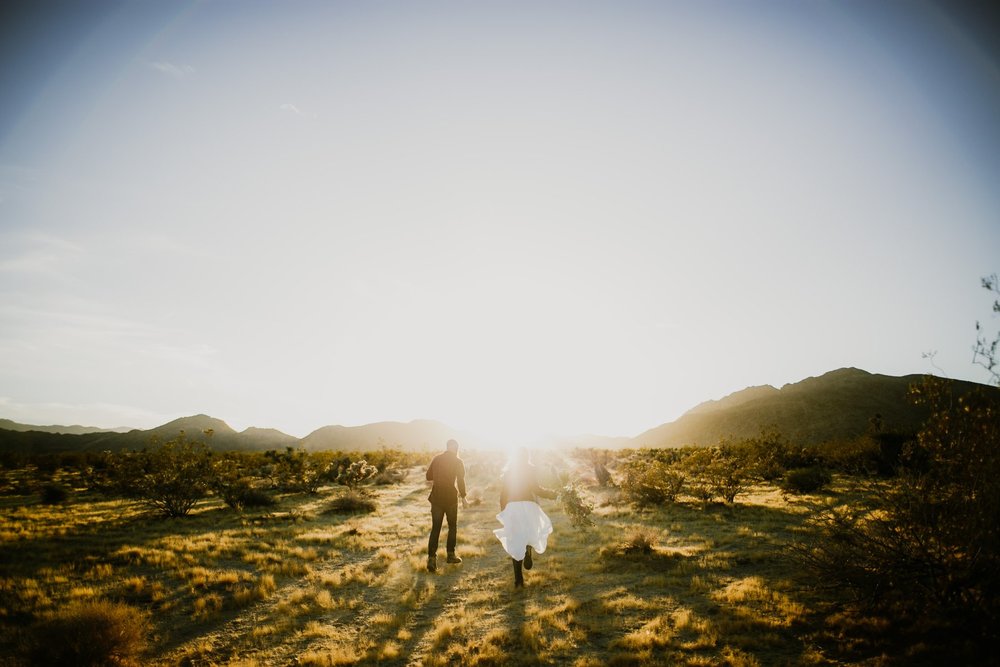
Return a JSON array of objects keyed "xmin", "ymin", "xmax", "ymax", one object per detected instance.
[{"xmin": 493, "ymin": 447, "xmax": 557, "ymax": 587}]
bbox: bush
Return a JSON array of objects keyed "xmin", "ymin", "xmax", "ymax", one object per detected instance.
[
  {"xmin": 814, "ymin": 436, "xmax": 880, "ymax": 475},
  {"xmin": 371, "ymin": 467, "xmax": 407, "ymax": 485},
  {"xmin": 266, "ymin": 448, "xmax": 330, "ymax": 494},
  {"xmin": 782, "ymin": 466, "xmax": 832, "ymax": 494},
  {"xmin": 620, "ymin": 458, "xmax": 685, "ymax": 506},
  {"xmin": 558, "ymin": 482, "xmax": 594, "ymax": 528},
  {"xmin": 239, "ymin": 487, "xmax": 278, "ymax": 509},
  {"xmin": 40, "ymin": 482, "xmax": 70, "ymax": 504},
  {"xmin": 324, "ymin": 490, "xmax": 377, "ymax": 514},
  {"xmin": 620, "ymin": 526, "xmax": 658, "ymax": 555},
  {"xmin": 130, "ymin": 434, "xmax": 213, "ymax": 517},
  {"xmin": 335, "ymin": 459, "xmax": 378, "ymax": 491},
  {"xmin": 28, "ymin": 599, "xmax": 149, "ymax": 666},
  {"xmin": 793, "ymin": 378, "xmax": 1000, "ymax": 653}
]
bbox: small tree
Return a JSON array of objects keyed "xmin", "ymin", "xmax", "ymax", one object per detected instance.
[
  {"xmin": 974, "ymin": 273, "xmax": 1000, "ymax": 385},
  {"xmin": 126, "ymin": 433, "xmax": 213, "ymax": 517},
  {"xmin": 270, "ymin": 447, "xmax": 329, "ymax": 494},
  {"xmin": 209, "ymin": 453, "xmax": 275, "ymax": 510},
  {"xmin": 620, "ymin": 457, "xmax": 684, "ymax": 506}
]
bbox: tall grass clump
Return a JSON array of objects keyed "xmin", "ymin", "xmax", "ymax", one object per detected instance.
[
  {"xmin": 324, "ymin": 489, "xmax": 377, "ymax": 514},
  {"xmin": 27, "ymin": 599, "xmax": 150, "ymax": 666}
]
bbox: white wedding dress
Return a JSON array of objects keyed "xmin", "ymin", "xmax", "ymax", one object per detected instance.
[{"xmin": 493, "ymin": 500, "xmax": 553, "ymax": 560}]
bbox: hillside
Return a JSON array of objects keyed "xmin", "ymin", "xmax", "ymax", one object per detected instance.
[
  {"xmin": 299, "ymin": 419, "xmax": 475, "ymax": 452},
  {"xmin": 4, "ymin": 367, "xmax": 996, "ymax": 455},
  {"xmin": 0, "ymin": 419, "xmax": 131, "ymax": 435},
  {"xmin": 632, "ymin": 367, "xmax": 995, "ymax": 448},
  {"xmin": 0, "ymin": 415, "xmax": 297, "ymax": 455}
]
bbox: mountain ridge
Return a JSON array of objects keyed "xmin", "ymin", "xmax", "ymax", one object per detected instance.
[
  {"xmin": 3, "ymin": 368, "xmax": 997, "ymax": 455},
  {"xmin": 632, "ymin": 367, "xmax": 995, "ymax": 448}
]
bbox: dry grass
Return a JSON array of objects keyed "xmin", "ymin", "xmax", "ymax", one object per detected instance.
[{"xmin": 0, "ymin": 455, "xmax": 874, "ymax": 666}]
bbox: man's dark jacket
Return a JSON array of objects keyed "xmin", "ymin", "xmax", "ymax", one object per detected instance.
[{"xmin": 426, "ymin": 450, "xmax": 466, "ymax": 506}]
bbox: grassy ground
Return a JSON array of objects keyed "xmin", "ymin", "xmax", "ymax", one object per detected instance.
[{"xmin": 0, "ymin": 455, "xmax": 866, "ymax": 666}]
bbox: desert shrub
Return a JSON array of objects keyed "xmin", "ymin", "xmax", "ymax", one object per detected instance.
[
  {"xmin": 707, "ymin": 450, "xmax": 751, "ymax": 503},
  {"xmin": 324, "ymin": 490, "xmax": 377, "ymax": 514},
  {"xmin": 793, "ymin": 378, "xmax": 1000, "ymax": 652},
  {"xmin": 113, "ymin": 433, "xmax": 213, "ymax": 517},
  {"xmin": 781, "ymin": 466, "xmax": 832, "ymax": 494},
  {"xmin": 682, "ymin": 446, "xmax": 752, "ymax": 504},
  {"xmin": 80, "ymin": 451, "xmax": 123, "ymax": 496},
  {"xmin": 27, "ymin": 599, "xmax": 150, "ymax": 666},
  {"xmin": 620, "ymin": 526, "xmax": 658, "ymax": 554},
  {"xmin": 371, "ymin": 467, "xmax": 407, "ymax": 485},
  {"xmin": 210, "ymin": 453, "xmax": 257, "ymax": 510},
  {"xmin": 267, "ymin": 448, "xmax": 330, "ymax": 494},
  {"xmin": 814, "ymin": 436, "xmax": 880, "ymax": 475},
  {"xmin": 239, "ymin": 487, "xmax": 278, "ymax": 508},
  {"xmin": 594, "ymin": 460, "xmax": 614, "ymax": 487},
  {"xmin": 40, "ymin": 482, "xmax": 70, "ymax": 504},
  {"xmin": 573, "ymin": 448, "xmax": 616, "ymax": 486},
  {"xmin": 728, "ymin": 428, "xmax": 816, "ymax": 481},
  {"xmin": 620, "ymin": 457, "xmax": 685, "ymax": 506},
  {"xmin": 335, "ymin": 459, "xmax": 378, "ymax": 491},
  {"xmin": 558, "ymin": 482, "xmax": 595, "ymax": 528}
]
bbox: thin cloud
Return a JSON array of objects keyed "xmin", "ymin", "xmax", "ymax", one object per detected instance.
[
  {"xmin": 148, "ymin": 60, "xmax": 195, "ymax": 79},
  {"xmin": 279, "ymin": 103, "xmax": 317, "ymax": 118},
  {"xmin": 0, "ymin": 232, "xmax": 85, "ymax": 278}
]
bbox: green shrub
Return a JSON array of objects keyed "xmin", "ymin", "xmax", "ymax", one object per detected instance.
[
  {"xmin": 141, "ymin": 435, "xmax": 213, "ymax": 517},
  {"xmin": 262, "ymin": 447, "xmax": 332, "ymax": 494},
  {"xmin": 782, "ymin": 466, "xmax": 832, "ymax": 494},
  {"xmin": 620, "ymin": 458, "xmax": 685, "ymax": 506},
  {"xmin": 28, "ymin": 599, "xmax": 149, "ymax": 666}
]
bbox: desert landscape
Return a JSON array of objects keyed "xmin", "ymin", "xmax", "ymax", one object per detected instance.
[
  {"xmin": 2, "ymin": 366, "xmax": 998, "ymax": 666},
  {"xmin": 3, "ymin": 2, "xmax": 999, "ymax": 665}
]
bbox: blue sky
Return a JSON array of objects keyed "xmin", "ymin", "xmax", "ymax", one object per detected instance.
[{"xmin": 1, "ymin": 1, "xmax": 998, "ymax": 441}]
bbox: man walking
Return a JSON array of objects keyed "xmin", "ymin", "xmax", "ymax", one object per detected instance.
[{"xmin": 426, "ymin": 438, "xmax": 467, "ymax": 572}]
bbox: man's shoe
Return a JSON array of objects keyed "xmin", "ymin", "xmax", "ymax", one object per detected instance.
[
  {"xmin": 523, "ymin": 546, "xmax": 533, "ymax": 570},
  {"xmin": 427, "ymin": 555, "xmax": 436, "ymax": 572},
  {"xmin": 446, "ymin": 553, "xmax": 462, "ymax": 564}
]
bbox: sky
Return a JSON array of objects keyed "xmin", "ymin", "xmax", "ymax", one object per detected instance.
[{"xmin": 1, "ymin": 0, "xmax": 998, "ymax": 443}]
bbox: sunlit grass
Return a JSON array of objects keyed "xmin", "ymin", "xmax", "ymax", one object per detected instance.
[{"xmin": 0, "ymin": 458, "xmax": 856, "ymax": 666}]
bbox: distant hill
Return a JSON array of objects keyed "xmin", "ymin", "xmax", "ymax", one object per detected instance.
[
  {"xmin": 632, "ymin": 368, "xmax": 996, "ymax": 448},
  {"xmin": 300, "ymin": 419, "xmax": 475, "ymax": 452},
  {"xmin": 0, "ymin": 418, "xmax": 131, "ymax": 435},
  {"xmin": 0, "ymin": 414, "xmax": 298, "ymax": 455},
  {"xmin": 5, "ymin": 367, "xmax": 996, "ymax": 456}
]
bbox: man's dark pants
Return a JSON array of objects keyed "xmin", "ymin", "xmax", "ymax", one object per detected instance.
[{"xmin": 428, "ymin": 502, "xmax": 458, "ymax": 556}]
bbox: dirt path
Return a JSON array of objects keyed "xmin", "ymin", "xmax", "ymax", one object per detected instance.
[{"xmin": 159, "ymin": 468, "xmax": 527, "ymax": 666}]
